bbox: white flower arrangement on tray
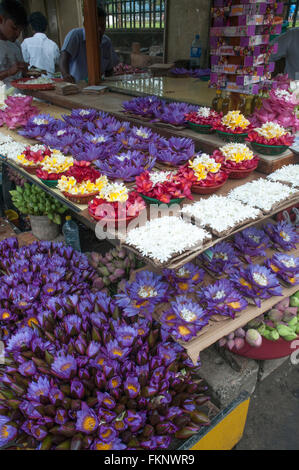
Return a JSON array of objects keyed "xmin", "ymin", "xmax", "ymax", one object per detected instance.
[
  {"xmin": 125, "ymin": 216, "xmax": 211, "ymax": 264},
  {"xmin": 181, "ymin": 195, "xmax": 262, "ymax": 237},
  {"xmin": 228, "ymin": 179, "xmax": 298, "ymax": 213},
  {"xmin": 267, "ymin": 165, "xmax": 299, "ymax": 188}
]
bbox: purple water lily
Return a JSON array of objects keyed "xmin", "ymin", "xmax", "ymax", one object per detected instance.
[
  {"xmin": 0, "ymin": 416, "xmax": 18, "ymax": 448},
  {"xmin": 115, "ymin": 271, "xmax": 169, "ymax": 318},
  {"xmin": 266, "ymin": 253, "xmax": 299, "ymax": 285},
  {"xmin": 163, "ymin": 263, "xmax": 205, "ymax": 294},
  {"xmin": 198, "ymin": 279, "xmax": 248, "ymax": 319},
  {"xmin": 19, "ymin": 114, "xmax": 57, "ymax": 139},
  {"xmin": 264, "ymin": 222, "xmax": 299, "ymax": 252},
  {"xmin": 76, "ymin": 402, "xmax": 99, "ymax": 434},
  {"xmin": 92, "ymin": 438, "xmax": 127, "ymax": 450},
  {"xmin": 230, "ymin": 264, "xmax": 283, "ymax": 307},
  {"xmin": 199, "ymin": 242, "xmax": 242, "ymax": 276},
  {"xmin": 153, "ymin": 102, "xmax": 198, "ymax": 127},
  {"xmin": 161, "ymin": 296, "xmax": 209, "ymax": 342},
  {"xmin": 62, "ymin": 108, "xmax": 98, "ymax": 128},
  {"xmin": 234, "ymin": 227, "xmax": 271, "ymax": 262},
  {"xmin": 27, "ymin": 376, "xmax": 50, "ymax": 402},
  {"xmin": 51, "ymin": 352, "xmax": 77, "ymax": 379}
]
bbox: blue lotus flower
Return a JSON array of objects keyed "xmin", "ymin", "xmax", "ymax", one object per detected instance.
[
  {"xmin": 198, "ymin": 279, "xmax": 248, "ymax": 318},
  {"xmin": 0, "ymin": 416, "xmax": 18, "ymax": 448}
]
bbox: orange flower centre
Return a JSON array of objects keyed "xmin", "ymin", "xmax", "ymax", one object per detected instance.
[{"xmin": 83, "ymin": 416, "xmax": 97, "ymax": 432}]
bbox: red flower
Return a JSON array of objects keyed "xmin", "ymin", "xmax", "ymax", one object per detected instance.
[
  {"xmin": 36, "ymin": 169, "xmax": 63, "ymax": 181},
  {"xmin": 88, "ymin": 191, "xmax": 146, "ymax": 220},
  {"xmin": 185, "ymin": 110, "xmax": 222, "ymax": 126},
  {"xmin": 246, "ymin": 130, "xmax": 295, "ymax": 146},
  {"xmin": 135, "ymin": 170, "xmax": 193, "ymax": 203},
  {"xmin": 23, "ymin": 146, "xmax": 51, "ymax": 164},
  {"xmin": 65, "ymin": 161, "xmax": 101, "ymax": 184},
  {"xmin": 212, "ymin": 150, "xmax": 259, "ymax": 171}
]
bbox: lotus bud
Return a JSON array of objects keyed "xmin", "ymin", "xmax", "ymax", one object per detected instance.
[
  {"xmin": 276, "ymin": 298, "xmax": 290, "ymax": 312},
  {"xmin": 234, "ymin": 338, "xmax": 245, "ymax": 350},
  {"xmin": 257, "ymin": 324, "xmax": 266, "ymax": 335},
  {"xmin": 86, "ymin": 341, "xmax": 101, "ymax": 358},
  {"xmin": 106, "ymin": 263, "xmax": 115, "ymax": 273},
  {"xmin": 142, "ymin": 424, "xmax": 154, "ymax": 438},
  {"xmin": 283, "ymin": 308, "xmax": 298, "ymax": 323},
  {"xmin": 91, "ymin": 327, "xmax": 101, "ymax": 342},
  {"xmin": 56, "ymin": 440, "xmax": 71, "ymax": 450},
  {"xmin": 103, "ymin": 277, "xmax": 111, "ymax": 287},
  {"xmin": 70, "ymin": 434, "xmax": 83, "ymax": 451},
  {"xmin": 269, "ymin": 330, "xmax": 280, "ymax": 341},
  {"xmin": 109, "ymin": 274, "xmax": 118, "ymax": 283},
  {"xmin": 246, "ymin": 329, "xmax": 262, "ymax": 348},
  {"xmin": 114, "ymin": 268, "xmax": 125, "ymax": 278},
  {"xmin": 227, "ymin": 339, "xmax": 235, "ymax": 351},
  {"xmin": 268, "ymin": 309, "xmax": 284, "ymax": 323},
  {"xmin": 105, "ymin": 252, "xmax": 114, "ymax": 261},
  {"xmin": 283, "ymin": 333, "xmax": 298, "ymax": 341},
  {"xmin": 295, "ymin": 324, "xmax": 299, "ymax": 335},
  {"xmin": 93, "ymin": 277, "xmax": 105, "ymax": 290},
  {"xmin": 74, "ymin": 337, "xmax": 87, "ymax": 355},
  {"xmin": 195, "ymin": 396, "xmax": 210, "ymax": 407},
  {"xmin": 288, "ymin": 316, "xmax": 298, "ymax": 328},
  {"xmin": 235, "ymin": 328, "xmax": 246, "ymax": 338},
  {"xmin": 248, "ymin": 317, "xmax": 264, "ymax": 328},
  {"xmin": 118, "ymin": 249, "xmax": 127, "ymax": 259},
  {"xmin": 175, "ymin": 425, "xmax": 199, "ymax": 439},
  {"xmin": 264, "ymin": 320, "xmax": 275, "ymax": 330},
  {"xmin": 123, "ymin": 258, "xmax": 131, "ymax": 269},
  {"xmin": 41, "ymin": 435, "xmax": 53, "ymax": 450},
  {"xmin": 190, "ymin": 411, "xmax": 210, "ymax": 426},
  {"xmin": 227, "ymin": 333, "xmax": 235, "ymax": 340},
  {"xmin": 98, "ymin": 266, "xmax": 110, "ymax": 277},
  {"xmin": 90, "ymin": 252, "xmax": 101, "ymax": 265},
  {"xmin": 218, "ymin": 338, "xmax": 227, "ymax": 348},
  {"xmin": 276, "ymin": 324, "xmax": 296, "ymax": 338}
]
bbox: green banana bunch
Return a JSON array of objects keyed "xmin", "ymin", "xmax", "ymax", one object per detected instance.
[{"xmin": 10, "ymin": 183, "xmax": 67, "ymax": 225}]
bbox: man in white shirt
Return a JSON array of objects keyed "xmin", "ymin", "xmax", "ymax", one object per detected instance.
[
  {"xmin": 21, "ymin": 12, "xmax": 60, "ymax": 77},
  {"xmin": 271, "ymin": 27, "xmax": 299, "ymax": 80}
]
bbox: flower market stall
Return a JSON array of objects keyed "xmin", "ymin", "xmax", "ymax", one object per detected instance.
[{"xmin": 0, "ymin": 0, "xmax": 299, "ymax": 452}]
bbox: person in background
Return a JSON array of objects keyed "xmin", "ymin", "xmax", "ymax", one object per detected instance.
[
  {"xmin": 0, "ymin": 0, "xmax": 28, "ymax": 86},
  {"xmin": 59, "ymin": 6, "xmax": 119, "ymax": 83},
  {"xmin": 21, "ymin": 11, "xmax": 60, "ymax": 77},
  {"xmin": 270, "ymin": 27, "xmax": 299, "ymax": 80}
]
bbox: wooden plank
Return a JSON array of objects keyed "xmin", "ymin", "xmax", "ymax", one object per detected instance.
[{"xmin": 83, "ymin": 0, "xmax": 101, "ymax": 85}]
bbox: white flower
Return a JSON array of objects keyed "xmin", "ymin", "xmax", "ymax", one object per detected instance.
[
  {"xmin": 255, "ymin": 122, "xmax": 287, "ymax": 139},
  {"xmin": 126, "ymin": 216, "xmax": 211, "ymax": 263},
  {"xmin": 197, "ymin": 107, "xmax": 211, "ymax": 118},
  {"xmin": 149, "ymin": 171, "xmax": 175, "ymax": 187},
  {"xmin": 25, "ymin": 77, "xmax": 53, "ymax": 85},
  {"xmin": 0, "ymin": 141, "xmax": 26, "ymax": 160},
  {"xmin": 181, "ymin": 195, "xmax": 261, "ymax": 233},
  {"xmin": 135, "ymin": 129, "xmax": 150, "ymax": 139},
  {"xmin": 275, "ymin": 89, "xmax": 295, "ymax": 103},
  {"xmin": 228, "ymin": 179, "xmax": 297, "ymax": 212}
]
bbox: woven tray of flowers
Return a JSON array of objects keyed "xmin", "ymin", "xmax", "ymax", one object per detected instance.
[
  {"xmin": 149, "ymin": 136, "xmax": 195, "ymax": 169},
  {"xmin": 57, "ymin": 173, "xmax": 108, "ymax": 205},
  {"xmin": 185, "ymin": 107, "xmax": 222, "ymax": 134},
  {"xmin": 16, "ymin": 146, "xmax": 51, "ymax": 175},
  {"xmin": 213, "ymin": 110, "xmax": 253, "ymax": 143},
  {"xmin": 135, "ymin": 169, "xmax": 193, "ymax": 206},
  {"xmin": 177, "ymin": 153, "xmax": 229, "ymax": 195},
  {"xmin": 212, "ymin": 143, "xmax": 259, "ymax": 179},
  {"xmin": 88, "ymin": 182, "xmax": 146, "ymax": 228},
  {"xmin": 246, "ymin": 122, "xmax": 295, "ymax": 156},
  {"xmin": 35, "ymin": 150, "xmax": 74, "ymax": 187}
]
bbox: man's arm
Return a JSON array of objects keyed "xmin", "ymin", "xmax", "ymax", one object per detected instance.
[
  {"xmin": 0, "ymin": 63, "xmax": 25, "ymax": 82},
  {"xmin": 59, "ymin": 50, "xmax": 75, "ymax": 83}
]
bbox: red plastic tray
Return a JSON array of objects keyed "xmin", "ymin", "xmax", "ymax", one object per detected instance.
[
  {"xmin": 229, "ymin": 336, "xmax": 299, "ymax": 360},
  {"xmin": 11, "ymin": 78, "xmax": 63, "ymax": 91}
]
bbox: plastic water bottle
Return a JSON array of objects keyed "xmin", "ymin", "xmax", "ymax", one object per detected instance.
[
  {"xmin": 190, "ymin": 34, "xmax": 202, "ymax": 68},
  {"xmin": 62, "ymin": 216, "xmax": 81, "ymax": 252}
]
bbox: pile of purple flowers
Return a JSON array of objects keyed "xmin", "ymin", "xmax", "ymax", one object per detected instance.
[
  {"xmin": 0, "ymin": 238, "xmax": 98, "ymax": 342},
  {"xmin": 149, "ymin": 137, "xmax": 195, "ymax": 166},
  {"xmin": 0, "ymin": 239, "xmax": 211, "ymax": 450},
  {"xmin": 95, "ymin": 150, "xmax": 156, "ymax": 182},
  {"xmin": 199, "ymin": 242, "xmax": 242, "ymax": 276},
  {"xmin": 197, "ymin": 279, "xmax": 248, "ymax": 319},
  {"xmin": 122, "ymin": 97, "xmax": 198, "ymax": 127},
  {"xmin": 234, "ymin": 227, "xmax": 271, "ymax": 262}
]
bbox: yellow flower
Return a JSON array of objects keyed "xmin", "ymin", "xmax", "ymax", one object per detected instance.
[
  {"xmin": 255, "ymin": 122, "xmax": 287, "ymax": 139},
  {"xmin": 220, "ymin": 143, "xmax": 254, "ymax": 163},
  {"xmin": 222, "ymin": 111, "xmax": 250, "ymax": 131}
]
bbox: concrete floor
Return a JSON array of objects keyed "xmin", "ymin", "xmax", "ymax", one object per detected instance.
[{"xmin": 236, "ymin": 360, "xmax": 299, "ymax": 450}]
